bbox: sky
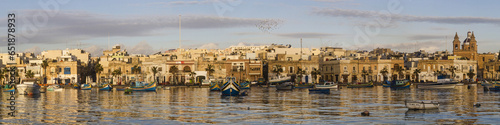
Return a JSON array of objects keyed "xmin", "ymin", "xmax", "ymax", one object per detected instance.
[{"xmin": 1, "ymin": 0, "xmax": 500, "ymax": 56}]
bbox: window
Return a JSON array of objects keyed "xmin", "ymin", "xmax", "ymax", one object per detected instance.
[
  {"xmin": 374, "ymin": 66, "xmax": 377, "ymax": 70},
  {"xmin": 289, "ymin": 67, "xmax": 294, "ymax": 73},
  {"xmin": 64, "ymin": 67, "xmax": 71, "ymax": 74}
]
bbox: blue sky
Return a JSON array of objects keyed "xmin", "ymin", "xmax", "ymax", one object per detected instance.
[{"xmin": 1, "ymin": 0, "xmax": 500, "ymax": 56}]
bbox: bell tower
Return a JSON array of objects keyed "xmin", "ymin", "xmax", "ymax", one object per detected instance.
[
  {"xmin": 470, "ymin": 32, "xmax": 477, "ymax": 52},
  {"xmin": 452, "ymin": 32, "xmax": 461, "ymax": 52}
]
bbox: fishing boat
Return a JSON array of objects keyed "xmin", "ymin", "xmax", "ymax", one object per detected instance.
[
  {"xmin": 382, "ymin": 80, "xmax": 391, "ymax": 87},
  {"xmin": 3, "ymin": 84, "xmax": 15, "ymax": 92},
  {"xmin": 17, "ymin": 78, "xmax": 41, "ymax": 95},
  {"xmin": 73, "ymin": 84, "xmax": 80, "ymax": 89},
  {"xmin": 309, "ymin": 88, "xmax": 330, "ymax": 94},
  {"xmin": 210, "ymin": 81, "xmax": 221, "ymax": 91},
  {"xmin": 276, "ymin": 82, "xmax": 294, "ymax": 90},
  {"xmin": 347, "ymin": 82, "xmax": 374, "ymax": 88},
  {"xmin": 295, "ymin": 83, "xmax": 315, "ymax": 88},
  {"xmin": 405, "ymin": 100, "xmax": 439, "ymax": 110},
  {"xmin": 80, "ymin": 84, "xmax": 92, "ymax": 90},
  {"xmin": 389, "ymin": 80, "xmax": 411, "ymax": 89},
  {"xmin": 417, "ymin": 75, "xmax": 458, "ymax": 89},
  {"xmin": 269, "ymin": 76, "xmax": 292, "ymax": 84},
  {"xmin": 47, "ymin": 85, "xmax": 63, "ymax": 91},
  {"xmin": 221, "ymin": 77, "xmax": 240, "ymax": 96},
  {"xmin": 130, "ymin": 81, "xmax": 157, "ymax": 91},
  {"xmin": 482, "ymin": 80, "xmax": 500, "ymax": 91},
  {"xmin": 239, "ymin": 81, "xmax": 250, "ymax": 89},
  {"xmin": 314, "ymin": 82, "xmax": 338, "ymax": 89},
  {"xmin": 99, "ymin": 83, "xmax": 113, "ymax": 91}
]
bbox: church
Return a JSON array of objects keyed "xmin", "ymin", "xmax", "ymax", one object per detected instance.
[{"xmin": 452, "ymin": 31, "xmax": 495, "ymax": 79}]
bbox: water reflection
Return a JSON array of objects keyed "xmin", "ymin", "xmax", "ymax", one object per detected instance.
[{"xmin": 0, "ymin": 85, "xmax": 498, "ymax": 124}]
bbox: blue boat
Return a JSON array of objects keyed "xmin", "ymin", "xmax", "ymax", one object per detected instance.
[
  {"xmin": 390, "ymin": 80, "xmax": 411, "ymax": 89},
  {"xmin": 382, "ymin": 80, "xmax": 391, "ymax": 87},
  {"xmin": 130, "ymin": 81, "xmax": 156, "ymax": 91},
  {"xmin": 482, "ymin": 80, "xmax": 500, "ymax": 91},
  {"xmin": 80, "ymin": 84, "xmax": 92, "ymax": 90},
  {"xmin": 221, "ymin": 77, "xmax": 240, "ymax": 96},
  {"xmin": 210, "ymin": 82, "xmax": 221, "ymax": 91},
  {"xmin": 239, "ymin": 81, "xmax": 250, "ymax": 89},
  {"xmin": 309, "ymin": 88, "xmax": 330, "ymax": 94},
  {"xmin": 3, "ymin": 84, "xmax": 15, "ymax": 92},
  {"xmin": 99, "ymin": 83, "xmax": 113, "ymax": 91}
]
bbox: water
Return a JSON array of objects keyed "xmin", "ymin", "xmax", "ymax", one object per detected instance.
[{"xmin": 0, "ymin": 85, "xmax": 498, "ymax": 124}]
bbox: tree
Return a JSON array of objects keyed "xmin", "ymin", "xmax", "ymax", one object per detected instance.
[
  {"xmin": 361, "ymin": 69, "xmax": 370, "ymax": 82},
  {"xmin": 189, "ymin": 72, "xmax": 196, "ymax": 84},
  {"xmin": 393, "ymin": 66, "xmax": 404, "ymax": 80},
  {"xmin": 310, "ymin": 68, "xmax": 320, "ymax": 83},
  {"xmin": 467, "ymin": 70, "xmax": 476, "ymax": 82},
  {"xmin": 205, "ymin": 64, "xmax": 215, "ymax": 78},
  {"xmin": 448, "ymin": 66, "xmax": 457, "ymax": 79},
  {"xmin": 296, "ymin": 67, "xmax": 305, "ymax": 83},
  {"xmin": 151, "ymin": 66, "xmax": 158, "ymax": 82},
  {"xmin": 170, "ymin": 66, "xmax": 179, "ymax": 85},
  {"xmin": 132, "ymin": 65, "xmax": 141, "ymax": 74},
  {"xmin": 111, "ymin": 69, "xmax": 122, "ymax": 85},
  {"xmin": 380, "ymin": 67, "xmax": 389, "ymax": 81},
  {"xmin": 413, "ymin": 69, "xmax": 421, "ymax": 82},
  {"xmin": 272, "ymin": 64, "xmax": 283, "ymax": 78},
  {"xmin": 25, "ymin": 70, "xmax": 35, "ymax": 78},
  {"xmin": 95, "ymin": 63, "xmax": 103, "ymax": 83},
  {"xmin": 41, "ymin": 60, "xmax": 49, "ymax": 84}
]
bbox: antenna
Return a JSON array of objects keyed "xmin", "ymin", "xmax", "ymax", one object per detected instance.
[{"xmin": 179, "ymin": 14, "xmax": 182, "ymax": 56}]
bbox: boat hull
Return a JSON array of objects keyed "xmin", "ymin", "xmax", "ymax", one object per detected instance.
[
  {"xmin": 221, "ymin": 78, "xmax": 240, "ymax": 96},
  {"xmin": 406, "ymin": 101, "xmax": 439, "ymax": 110},
  {"xmin": 81, "ymin": 84, "xmax": 92, "ymax": 90},
  {"xmin": 276, "ymin": 82, "xmax": 294, "ymax": 90},
  {"xmin": 309, "ymin": 88, "xmax": 330, "ymax": 94},
  {"xmin": 131, "ymin": 82, "xmax": 157, "ymax": 91},
  {"xmin": 99, "ymin": 84, "xmax": 113, "ymax": 91}
]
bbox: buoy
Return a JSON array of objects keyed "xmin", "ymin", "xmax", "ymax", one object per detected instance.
[
  {"xmin": 361, "ymin": 110, "xmax": 370, "ymax": 116},
  {"xmin": 474, "ymin": 103, "xmax": 481, "ymax": 107}
]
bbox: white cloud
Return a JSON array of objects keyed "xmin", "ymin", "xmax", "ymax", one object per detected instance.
[
  {"xmin": 198, "ymin": 43, "xmax": 219, "ymax": 49},
  {"xmin": 23, "ymin": 46, "xmax": 41, "ymax": 55},
  {"xmin": 274, "ymin": 32, "xmax": 340, "ymax": 38},
  {"xmin": 347, "ymin": 40, "xmax": 445, "ymax": 52},
  {"xmin": 84, "ymin": 45, "xmax": 104, "ymax": 57},
  {"xmin": 127, "ymin": 41, "xmax": 157, "ymax": 55},
  {"xmin": 313, "ymin": 8, "xmax": 500, "ymax": 25}
]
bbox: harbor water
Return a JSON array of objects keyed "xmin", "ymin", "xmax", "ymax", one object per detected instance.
[{"xmin": 0, "ymin": 85, "xmax": 498, "ymax": 124}]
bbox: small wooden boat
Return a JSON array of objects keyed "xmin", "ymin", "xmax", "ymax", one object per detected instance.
[
  {"xmin": 210, "ymin": 82, "xmax": 221, "ymax": 91},
  {"xmin": 309, "ymin": 88, "xmax": 330, "ymax": 94},
  {"xmin": 347, "ymin": 82, "xmax": 374, "ymax": 88},
  {"xmin": 130, "ymin": 81, "xmax": 156, "ymax": 91},
  {"xmin": 80, "ymin": 84, "xmax": 92, "ymax": 90},
  {"xmin": 99, "ymin": 83, "xmax": 113, "ymax": 91},
  {"xmin": 390, "ymin": 80, "xmax": 411, "ymax": 89},
  {"xmin": 239, "ymin": 81, "xmax": 250, "ymax": 89},
  {"xmin": 73, "ymin": 84, "xmax": 80, "ymax": 89},
  {"xmin": 482, "ymin": 80, "xmax": 500, "ymax": 91},
  {"xmin": 405, "ymin": 100, "xmax": 439, "ymax": 110},
  {"xmin": 295, "ymin": 83, "xmax": 315, "ymax": 88},
  {"xmin": 17, "ymin": 78, "xmax": 41, "ymax": 95},
  {"xmin": 3, "ymin": 84, "xmax": 15, "ymax": 92},
  {"xmin": 418, "ymin": 75, "xmax": 457, "ymax": 89},
  {"xmin": 315, "ymin": 82, "xmax": 337, "ymax": 89},
  {"xmin": 276, "ymin": 82, "xmax": 294, "ymax": 90},
  {"xmin": 382, "ymin": 80, "xmax": 391, "ymax": 87},
  {"xmin": 221, "ymin": 77, "xmax": 240, "ymax": 96},
  {"xmin": 47, "ymin": 85, "xmax": 63, "ymax": 91}
]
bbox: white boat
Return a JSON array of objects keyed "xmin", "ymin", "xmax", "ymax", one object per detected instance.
[
  {"xmin": 47, "ymin": 85, "xmax": 63, "ymax": 91},
  {"xmin": 269, "ymin": 76, "xmax": 291, "ymax": 84},
  {"xmin": 417, "ymin": 76, "xmax": 458, "ymax": 89},
  {"xmin": 315, "ymin": 82, "xmax": 338, "ymax": 89},
  {"xmin": 16, "ymin": 79, "xmax": 41, "ymax": 95},
  {"xmin": 405, "ymin": 100, "xmax": 439, "ymax": 110}
]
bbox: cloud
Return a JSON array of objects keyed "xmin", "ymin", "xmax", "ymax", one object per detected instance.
[
  {"xmin": 198, "ymin": 43, "xmax": 219, "ymax": 49},
  {"xmin": 127, "ymin": 41, "xmax": 157, "ymax": 55},
  {"xmin": 313, "ymin": 8, "xmax": 500, "ymax": 25},
  {"xmin": 23, "ymin": 46, "xmax": 41, "ymax": 55},
  {"xmin": 274, "ymin": 32, "xmax": 339, "ymax": 38},
  {"xmin": 407, "ymin": 34, "xmax": 445, "ymax": 41},
  {"xmin": 347, "ymin": 40, "xmax": 445, "ymax": 52},
  {"xmin": 84, "ymin": 45, "xmax": 104, "ymax": 57},
  {"xmin": 230, "ymin": 42, "xmax": 268, "ymax": 47},
  {"xmin": 13, "ymin": 10, "xmax": 271, "ymax": 46}
]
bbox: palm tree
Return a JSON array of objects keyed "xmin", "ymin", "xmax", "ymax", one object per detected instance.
[
  {"xmin": 170, "ymin": 66, "xmax": 179, "ymax": 85},
  {"xmin": 296, "ymin": 67, "xmax": 305, "ymax": 83},
  {"xmin": 111, "ymin": 69, "xmax": 122, "ymax": 85},
  {"xmin": 361, "ymin": 69, "xmax": 370, "ymax": 82},
  {"xmin": 41, "ymin": 60, "xmax": 49, "ymax": 83},
  {"xmin": 380, "ymin": 67, "xmax": 389, "ymax": 82},
  {"xmin": 205, "ymin": 64, "xmax": 215, "ymax": 78},
  {"xmin": 310, "ymin": 68, "xmax": 320, "ymax": 83},
  {"xmin": 448, "ymin": 66, "xmax": 457, "ymax": 79},
  {"xmin": 467, "ymin": 70, "xmax": 476, "ymax": 82},
  {"xmin": 272, "ymin": 64, "xmax": 283, "ymax": 78},
  {"xmin": 132, "ymin": 65, "xmax": 141, "ymax": 74},
  {"xmin": 25, "ymin": 70, "xmax": 35, "ymax": 78},
  {"xmin": 393, "ymin": 66, "xmax": 404, "ymax": 80},
  {"xmin": 95, "ymin": 63, "xmax": 103, "ymax": 83},
  {"xmin": 413, "ymin": 69, "xmax": 421, "ymax": 82},
  {"xmin": 189, "ymin": 72, "xmax": 196, "ymax": 84},
  {"xmin": 151, "ymin": 66, "xmax": 158, "ymax": 82}
]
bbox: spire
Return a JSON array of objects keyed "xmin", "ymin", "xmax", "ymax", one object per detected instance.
[
  {"xmin": 454, "ymin": 32, "xmax": 459, "ymax": 39},
  {"xmin": 471, "ymin": 31, "xmax": 475, "ymax": 39}
]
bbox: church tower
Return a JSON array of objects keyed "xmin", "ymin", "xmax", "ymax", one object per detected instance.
[
  {"xmin": 453, "ymin": 32, "xmax": 461, "ymax": 52},
  {"xmin": 470, "ymin": 32, "xmax": 477, "ymax": 52}
]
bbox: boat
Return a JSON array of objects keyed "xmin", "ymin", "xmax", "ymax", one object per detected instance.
[
  {"xmin": 3, "ymin": 84, "xmax": 15, "ymax": 92},
  {"xmin": 309, "ymin": 88, "xmax": 331, "ymax": 94},
  {"xmin": 269, "ymin": 76, "xmax": 292, "ymax": 85},
  {"xmin": 347, "ymin": 82, "xmax": 374, "ymax": 88},
  {"xmin": 239, "ymin": 81, "xmax": 250, "ymax": 89},
  {"xmin": 99, "ymin": 83, "xmax": 113, "ymax": 91},
  {"xmin": 417, "ymin": 75, "xmax": 458, "ymax": 89},
  {"xmin": 295, "ymin": 83, "xmax": 315, "ymax": 88},
  {"xmin": 73, "ymin": 84, "xmax": 80, "ymax": 89},
  {"xmin": 389, "ymin": 80, "xmax": 411, "ymax": 89},
  {"xmin": 209, "ymin": 81, "xmax": 221, "ymax": 91},
  {"xmin": 221, "ymin": 77, "xmax": 240, "ymax": 96},
  {"xmin": 80, "ymin": 84, "xmax": 92, "ymax": 90},
  {"xmin": 130, "ymin": 81, "xmax": 157, "ymax": 91},
  {"xmin": 382, "ymin": 80, "xmax": 391, "ymax": 87},
  {"xmin": 17, "ymin": 78, "xmax": 41, "ymax": 95},
  {"xmin": 47, "ymin": 85, "xmax": 63, "ymax": 91},
  {"xmin": 124, "ymin": 87, "xmax": 133, "ymax": 94},
  {"xmin": 314, "ymin": 82, "xmax": 338, "ymax": 89},
  {"xmin": 482, "ymin": 80, "xmax": 500, "ymax": 91},
  {"xmin": 405, "ymin": 100, "xmax": 439, "ymax": 110},
  {"xmin": 276, "ymin": 82, "xmax": 294, "ymax": 90}
]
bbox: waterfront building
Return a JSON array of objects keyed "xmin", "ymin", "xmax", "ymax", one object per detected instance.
[
  {"xmin": 320, "ymin": 56, "xmax": 404, "ymax": 83},
  {"xmin": 452, "ymin": 31, "xmax": 495, "ymax": 79}
]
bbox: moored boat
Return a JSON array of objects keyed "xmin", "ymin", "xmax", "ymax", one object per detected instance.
[
  {"xmin": 239, "ymin": 81, "xmax": 250, "ymax": 89},
  {"xmin": 130, "ymin": 81, "xmax": 157, "ymax": 91},
  {"xmin": 295, "ymin": 83, "xmax": 315, "ymax": 88},
  {"xmin": 210, "ymin": 82, "xmax": 221, "ymax": 91},
  {"xmin": 276, "ymin": 82, "xmax": 294, "ymax": 90},
  {"xmin": 47, "ymin": 85, "xmax": 63, "ymax": 91},
  {"xmin": 309, "ymin": 88, "xmax": 330, "ymax": 94},
  {"xmin": 417, "ymin": 75, "xmax": 458, "ymax": 89},
  {"xmin": 3, "ymin": 84, "xmax": 15, "ymax": 92},
  {"xmin": 315, "ymin": 82, "xmax": 338, "ymax": 89},
  {"xmin": 99, "ymin": 83, "xmax": 113, "ymax": 91},
  {"xmin": 221, "ymin": 77, "xmax": 240, "ymax": 96},
  {"xmin": 405, "ymin": 100, "xmax": 439, "ymax": 110},
  {"xmin": 80, "ymin": 84, "xmax": 92, "ymax": 90},
  {"xmin": 347, "ymin": 82, "xmax": 374, "ymax": 88},
  {"xmin": 390, "ymin": 80, "xmax": 411, "ymax": 89},
  {"xmin": 17, "ymin": 79, "xmax": 41, "ymax": 95},
  {"xmin": 482, "ymin": 80, "xmax": 500, "ymax": 91}
]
